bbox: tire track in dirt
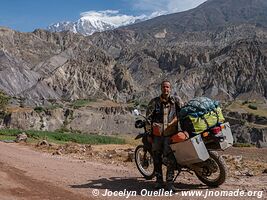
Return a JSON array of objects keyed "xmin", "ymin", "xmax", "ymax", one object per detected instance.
[
  {"xmin": 0, "ymin": 161, "xmax": 90, "ymax": 200},
  {"xmin": 0, "ymin": 142, "xmax": 266, "ymax": 200}
]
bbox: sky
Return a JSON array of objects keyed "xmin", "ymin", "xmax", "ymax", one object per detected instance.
[{"xmin": 0, "ymin": 0, "xmax": 206, "ymax": 32}]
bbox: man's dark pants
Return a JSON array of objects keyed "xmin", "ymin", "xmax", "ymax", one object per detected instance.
[{"xmin": 152, "ymin": 136, "xmax": 176, "ymax": 184}]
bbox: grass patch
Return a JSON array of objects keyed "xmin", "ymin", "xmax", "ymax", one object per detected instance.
[
  {"xmin": 226, "ymin": 101, "xmax": 267, "ymax": 117},
  {"xmin": 113, "ymin": 133, "xmax": 140, "ymax": 146},
  {"xmin": 0, "ymin": 135, "xmax": 16, "ymax": 141},
  {"xmin": 46, "ymin": 104, "xmax": 63, "ymax": 110},
  {"xmin": 0, "ymin": 129, "xmax": 125, "ymax": 145},
  {"xmin": 0, "ymin": 135, "xmax": 37, "ymax": 143},
  {"xmin": 233, "ymin": 143, "xmax": 255, "ymax": 147},
  {"xmin": 71, "ymin": 99, "xmax": 96, "ymax": 109},
  {"xmin": 33, "ymin": 104, "xmax": 63, "ymax": 113}
]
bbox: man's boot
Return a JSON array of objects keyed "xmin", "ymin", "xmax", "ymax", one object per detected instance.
[
  {"xmin": 154, "ymin": 172, "xmax": 164, "ymax": 189},
  {"xmin": 154, "ymin": 179, "xmax": 164, "ymax": 189},
  {"xmin": 166, "ymin": 181, "xmax": 176, "ymax": 192},
  {"xmin": 165, "ymin": 169, "xmax": 176, "ymax": 192}
]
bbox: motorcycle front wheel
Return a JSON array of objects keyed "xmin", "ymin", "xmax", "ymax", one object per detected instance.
[{"xmin": 134, "ymin": 145, "xmax": 155, "ymax": 180}]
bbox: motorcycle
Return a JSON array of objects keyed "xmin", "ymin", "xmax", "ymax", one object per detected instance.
[{"xmin": 133, "ymin": 109, "xmax": 233, "ymax": 187}]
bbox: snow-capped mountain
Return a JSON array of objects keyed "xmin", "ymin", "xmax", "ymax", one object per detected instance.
[{"xmin": 47, "ymin": 10, "xmax": 160, "ymax": 36}]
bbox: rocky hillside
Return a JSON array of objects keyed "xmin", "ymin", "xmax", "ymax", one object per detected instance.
[{"xmin": 1, "ymin": 0, "xmax": 266, "ymax": 106}]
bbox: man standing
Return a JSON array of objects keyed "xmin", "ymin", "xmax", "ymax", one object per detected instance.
[{"xmin": 146, "ymin": 80, "xmax": 182, "ymax": 191}]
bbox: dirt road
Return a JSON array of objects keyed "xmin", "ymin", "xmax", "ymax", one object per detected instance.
[{"xmin": 0, "ymin": 142, "xmax": 266, "ymax": 200}]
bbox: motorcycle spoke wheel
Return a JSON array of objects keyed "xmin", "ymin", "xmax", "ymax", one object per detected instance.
[
  {"xmin": 135, "ymin": 145, "xmax": 154, "ymax": 179},
  {"xmin": 196, "ymin": 151, "xmax": 227, "ymax": 187}
]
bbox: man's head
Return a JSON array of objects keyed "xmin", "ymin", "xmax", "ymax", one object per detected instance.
[{"xmin": 161, "ymin": 80, "xmax": 171, "ymax": 98}]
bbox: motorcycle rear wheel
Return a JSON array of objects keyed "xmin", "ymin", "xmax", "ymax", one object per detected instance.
[
  {"xmin": 134, "ymin": 145, "xmax": 155, "ymax": 180},
  {"xmin": 195, "ymin": 151, "xmax": 227, "ymax": 187}
]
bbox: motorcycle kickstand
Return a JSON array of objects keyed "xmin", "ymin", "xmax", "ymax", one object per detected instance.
[
  {"xmin": 173, "ymin": 171, "xmax": 180, "ymax": 182},
  {"xmin": 181, "ymin": 169, "xmax": 194, "ymax": 175},
  {"xmin": 173, "ymin": 169, "xmax": 194, "ymax": 182}
]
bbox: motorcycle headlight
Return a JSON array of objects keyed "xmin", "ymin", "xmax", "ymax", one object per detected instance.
[{"xmin": 135, "ymin": 120, "xmax": 145, "ymax": 128}]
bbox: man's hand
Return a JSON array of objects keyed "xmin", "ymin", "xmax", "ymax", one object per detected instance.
[
  {"xmin": 153, "ymin": 123, "xmax": 163, "ymax": 130},
  {"xmin": 168, "ymin": 116, "xmax": 178, "ymax": 127},
  {"xmin": 152, "ymin": 123, "xmax": 163, "ymax": 136}
]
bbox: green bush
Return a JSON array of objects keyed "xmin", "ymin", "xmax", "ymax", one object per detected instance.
[
  {"xmin": 0, "ymin": 91, "xmax": 10, "ymax": 111},
  {"xmin": 34, "ymin": 106, "xmax": 45, "ymax": 113},
  {"xmin": 248, "ymin": 104, "xmax": 257, "ymax": 110},
  {"xmin": 240, "ymin": 119, "xmax": 246, "ymax": 125},
  {"xmin": 0, "ymin": 111, "xmax": 6, "ymax": 119},
  {"xmin": 133, "ymin": 100, "xmax": 148, "ymax": 109}
]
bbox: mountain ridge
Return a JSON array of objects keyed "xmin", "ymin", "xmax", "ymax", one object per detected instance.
[
  {"xmin": 0, "ymin": 0, "xmax": 266, "ymax": 106},
  {"xmin": 124, "ymin": 0, "xmax": 267, "ymax": 35},
  {"xmin": 47, "ymin": 10, "xmax": 155, "ymax": 36}
]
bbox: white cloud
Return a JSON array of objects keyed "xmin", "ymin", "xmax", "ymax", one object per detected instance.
[
  {"xmin": 132, "ymin": 0, "xmax": 207, "ymax": 13},
  {"xmin": 77, "ymin": 1, "xmax": 207, "ymax": 29},
  {"xmin": 80, "ymin": 10, "xmax": 147, "ymax": 27}
]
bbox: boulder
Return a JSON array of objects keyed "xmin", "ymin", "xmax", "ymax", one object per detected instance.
[{"xmin": 15, "ymin": 132, "xmax": 28, "ymax": 143}]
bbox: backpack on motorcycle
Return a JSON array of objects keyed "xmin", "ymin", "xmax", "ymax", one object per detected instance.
[
  {"xmin": 170, "ymin": 131, "xmax": 189, "ymax": 143},
  {"xmin": 179, "ymin": 97, "xmax": 225, "ymax": 135}
]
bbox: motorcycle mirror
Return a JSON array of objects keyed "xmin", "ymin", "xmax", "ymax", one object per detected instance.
[{"xmin": 133, "ymin": 109, "xmax": 140, "ymax": 116}]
